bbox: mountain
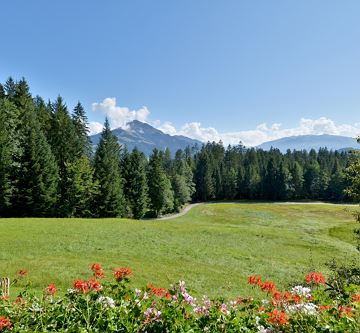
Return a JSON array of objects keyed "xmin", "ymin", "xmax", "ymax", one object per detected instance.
[
  {"xmin": 90, "ymin": 120, "xmax": 202, "ymax": 156},
  {"xmin": 257, "ymin": 134, "xmax": 358, "ymax": 152}
]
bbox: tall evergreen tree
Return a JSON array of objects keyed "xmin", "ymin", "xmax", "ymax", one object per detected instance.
[
  {"xmin": 72, "ymin": 101, "xmax": 92, "ymax": 158},
  {"xmin": 93, "ymin": 119, "xmax": 125, "ymax": 217},
  {"xmin": 147, "ymin": 149, "xmax": 174, "ymax": 217},
  {"xmin": 0, "ymin": 99, "xmax": 21, "ymax": 215},
  {"xmin": 194, "ymin": 150, "xmax": 215, "ymax": 201},
  {"xmin": 62, "ymin": 156, "xmax": 98, "ymax": 217},
  {"xmin": 49, "ymin": 96, "xmax": 79, "ymax": 215},
  {"xmin": 15, "ymin": 109, "xmax": 59, "ymax": 216},
  {"xmin": 4, "ymin": 77, "xmax": 16, "ymax": 99},
  {"xmin": 123, "ymin": 148, "xmax": 149, "ymax": 219}
]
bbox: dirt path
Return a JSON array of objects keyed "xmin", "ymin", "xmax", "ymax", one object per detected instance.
[
  {"xmin": 147, "ymin": 203, "xmax": 201, "ymax": 221},
  {"xmin": 148, "ymin": 201, "xmax": 357, "ymax": 221}
]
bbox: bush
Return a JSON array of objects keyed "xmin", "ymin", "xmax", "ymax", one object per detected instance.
[{"xmin": 0, "ymin": 264, "xmax": 359, "ymax": 332}]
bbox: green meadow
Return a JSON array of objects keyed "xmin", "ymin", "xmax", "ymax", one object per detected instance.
[{"xmin": 0, "ymin": 203, "xmax": 358, "ymax": 298}]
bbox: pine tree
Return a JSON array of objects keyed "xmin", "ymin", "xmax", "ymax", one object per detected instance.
[
  {"xmin": 62, "ymin": 156, "xmax": 98, "ymax": 217},
  {"xmin": 194, "ymin": 150, "xmax": 215, "ymax": 201},
  {"xmin": 289, "ymin": 161, "xmax": 304, "ymax": 199},
  {"xmin": 327, "ymin": 160, "xmax": 345, "ymax": 201},
  {"xmin": 0, "ymin": 99, "xmax": 21, "ymax": 215},
  {"xmin": 49, "ymin": 96, "xmax": 79, "ymax": 215},
  {"xmin": 4, "ymin": 77, "xmax": 16, "ymax": 99},
  {"xmin": 123, "ymin": 148, "xmax": 149, "ymax": 219},
  {"xmin": 15, "ymin": 109, "xmax": 59, "ymax": 216},
  {"xmin": 0, "ymin": 83, "xmax": 5, "ymax": 99},
  {"xmin": 171, "ymin": 149, "xmax": 195, "ymax": 209},
  {"xmin": 93, "ymin": 119, "xmax": 125, "ymax": 217},
  {"xmin": 33, "ymin": 96, "xmax": 52, "ymax": 138},
  {"xmin": 72, "ymin": 102, "xmax": 92, "ymax": 158},
  {"xmin": 147, "ymin": 149, "xmax": 174, "ymax": 217}
]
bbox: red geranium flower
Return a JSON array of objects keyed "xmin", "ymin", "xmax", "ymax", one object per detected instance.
[
  {"xmin": 267, "ymin": 309, "xmax": 289, "ymax": 325},
  {"xmin": 319, "ymin": 305, "xmax": 332, "ymax": 311},
  {"xmin": 15, "ymin": 297, "xmax": 26, "ymax": 306},
  {"xmin": 18, "ymin": 269, "xmax": 27, "ymax": 277},
  {"xmin": 45, "ymin": 283, "xmax": 57, "ymax": 296},
  {"xmin": 73, "ymin": 280, "xmax": 90, "ymax": 293},
  {"xmin": 259, "ymin": 281, "xmax": 277, "ymax": 294},
  {"xmin": 0, "ymin": 316, "xmax": 11, "ymax": 330},
  {"xmin": 339, "ymin": 306, "xmax": 354, "ymax": 317},
  {"xmin": 88, "ymin": 278, "xmax": 102, "ymax": 292},
  {"xmin": 148, "ymin": 283, "xmax": 171, "ymax": 299},
  {"xmin": 352, "ymin": 293, "xmax": 360, "ymax": 302},
  {"xmin": 112, "ymin": 267, "xmax": 132, "ymax": 282},
  {"xmin": 305, "ymin": 272, "xmax": 326, "ymax": 285},
  {"xmin": 248, "ymin": 275, "xmax": 261, "ymax": 285},
  {"xmin": 91, "ymin": 263, "xmax": 104, "ymax": 279}
]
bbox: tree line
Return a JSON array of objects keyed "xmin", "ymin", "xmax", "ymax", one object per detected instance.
[{"xmin": 0, "ymin": 77, "xmax": 357, "ymax": 219}]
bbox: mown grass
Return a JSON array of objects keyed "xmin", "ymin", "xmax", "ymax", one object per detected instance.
[{"xmin": 0, "ymin": 203, "xmax": 358, "ymax": 298}]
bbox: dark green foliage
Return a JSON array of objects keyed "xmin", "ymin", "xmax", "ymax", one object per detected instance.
[
  {"xmin": 72, "ymin": 102, "xmax": 92, "ymax": 158},
  {"xmin": 15, "ymin": 109, "xmax": 59, "ymax": 216},
  {"xmin": 147, "ymin": 149, "xmax": 174, "ymax": 216},
  {"xmin": 122, "ymin": 148, "xmax": 149, "ymax": 219},
  {"xmin": 62, "ymin": 156, "xmax": 98, "ymax": 217},
  {"xmin": 4, "ymin": 77, "xmax": 16, "ymax": 99},
  {"xmin": 193, "ymin": 141, "xmax": 353, "ymax": 203},
  {"xmin": 0, "ymin": 77, "xmax": 356, "ymax": 218},
  {"xmin": 0, "ymin": 99, "xmax": 21, "ymax": 215},
  {"xmin": 33, "ymin": 96, "xmax": 52, "ymax": 138},
  {"xmin": 93, "ymin": 119, "xmax": 126, "ymax": 217},
  {"xmin": 171, "ymin": 150, "xmax": 195, "ymax": 210},
  {"xmin": 0, "ymin": 83, "xmax": 5, "ymax": 99}
]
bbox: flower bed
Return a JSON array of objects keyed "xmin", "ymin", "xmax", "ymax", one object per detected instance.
[{"xmin": 0, "ymin": 264, "xmax": 359, "ymax": 332}]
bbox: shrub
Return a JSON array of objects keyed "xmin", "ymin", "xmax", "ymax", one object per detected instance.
[{"xmin": 0, "ymin": 264, "xmax": 359, "ymax": 332}]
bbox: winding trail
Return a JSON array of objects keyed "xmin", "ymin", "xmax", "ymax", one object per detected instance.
[
  {"xmin": 148, "ymin": 203, "xmax": 201, "ymax": 221},
  {"xmin": 148, "ymin": 201, "xmax": 357, "ymax": 221}
]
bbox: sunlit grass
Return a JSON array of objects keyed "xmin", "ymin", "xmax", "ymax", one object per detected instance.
[{"xmin": 0, "ymin": 203, "xmax": 358, "ymax": 298}]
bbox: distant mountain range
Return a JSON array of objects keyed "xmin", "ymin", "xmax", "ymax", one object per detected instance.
[
  {"xmin": 257, "ymin": 134, "xmax": 358, "ymax": 153},
  {"xmin": 90, "ymin": 120, "xmax": 202, "ymax": 156},
  {"xmin": 90, "ymin": 122, "xmax": 359, "ymax": 156}
]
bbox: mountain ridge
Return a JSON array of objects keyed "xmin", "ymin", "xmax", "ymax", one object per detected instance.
[
  {"xmin": 257, "ymin": 134, "xmax": 358, "ymax": 152},
  {"xmin": 90, "ymin": 120, "xmax": 202, "ymax": 156}
]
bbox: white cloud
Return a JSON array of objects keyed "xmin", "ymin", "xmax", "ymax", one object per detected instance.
[
  {"xmin": 158, "ymin": 121, "xmax": 177, "ymax": 136},
  {"xmin": 154, "ymin": 117, "xmax": 360, "ymax": 147},
  {"xmin": 88, "ymin": 121, "xmax": 104, "ymax": 135},
  {"xmin": 90, "ymin": 97, "xmax": 359, "ymax": 146},
  {"xmin": 92, "ymin": 97, "xmax": 150, "ymax": 129}
]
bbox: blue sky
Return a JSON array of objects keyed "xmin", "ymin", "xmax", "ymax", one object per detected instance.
[{"xmin": 1, "ymin": 1, "xmax": 359, "ymax": 145}]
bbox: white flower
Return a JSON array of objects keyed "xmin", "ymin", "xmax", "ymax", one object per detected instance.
[
  {"xmin": 97, "ymin": 296, "xmax": 116, "ymax": 309},
  {"xmin": 287, "ymin": 302, "xmax": 318, "ymax": 316},
  {"xmin": 291, "ymin": 285, "xmax": 312, "ymax": 298}
]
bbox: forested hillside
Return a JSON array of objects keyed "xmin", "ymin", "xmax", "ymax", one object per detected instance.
[{"xmin": 0, "ymin": 77, "xmax": 356, "ymax": 218}]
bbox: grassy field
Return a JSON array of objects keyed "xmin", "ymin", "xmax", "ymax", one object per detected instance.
[{"xmin": 0, "ymin": 203, "xmax": 358, "ymax": 298}]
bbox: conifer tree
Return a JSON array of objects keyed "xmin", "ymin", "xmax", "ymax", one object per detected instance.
[
  {"xmin": 147, "ymin": 149, "xmax": 174, "ymax": 217},
  {"xmin": 34, "ymin": 96, "xmax": 52, "ymax": 138},
  {"xmin": 16, "ymin": 109, "xmax": 58, "ymax": 216},
  {"xmin": 0, "ymin": 99, "xmax": 21, "ymax": 215},
  {"xmin": 4, "ymin": 77, "xmax": 16, "ymax": 99},
  {"xmin": 0, "ymin": 83, "xmax": 5, "ymax": 99},
  {"xmin": 289, "ymin": 161, "xmax": 304, "ymax": 199},
  {"xmin": 123, "ymin": 148, "xmax": 149, "ymax": 219},
  {"xmin": 194, "ymin": 150, "xmax": 215, "ymax": 201},
  {"xmin": 72, "ymin": 102, "xmax": 92, "ymax": 158},
  {"xmin": 49, "ymin": 96, "xmax": 79, "ymax": 215},
  {"xmin": 62, "ymin": 156, "xmax": 98, "ymax": 217},
  {"xmin": 93, "ymin": 119, "xmax": 125, "ymax": 217}
]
